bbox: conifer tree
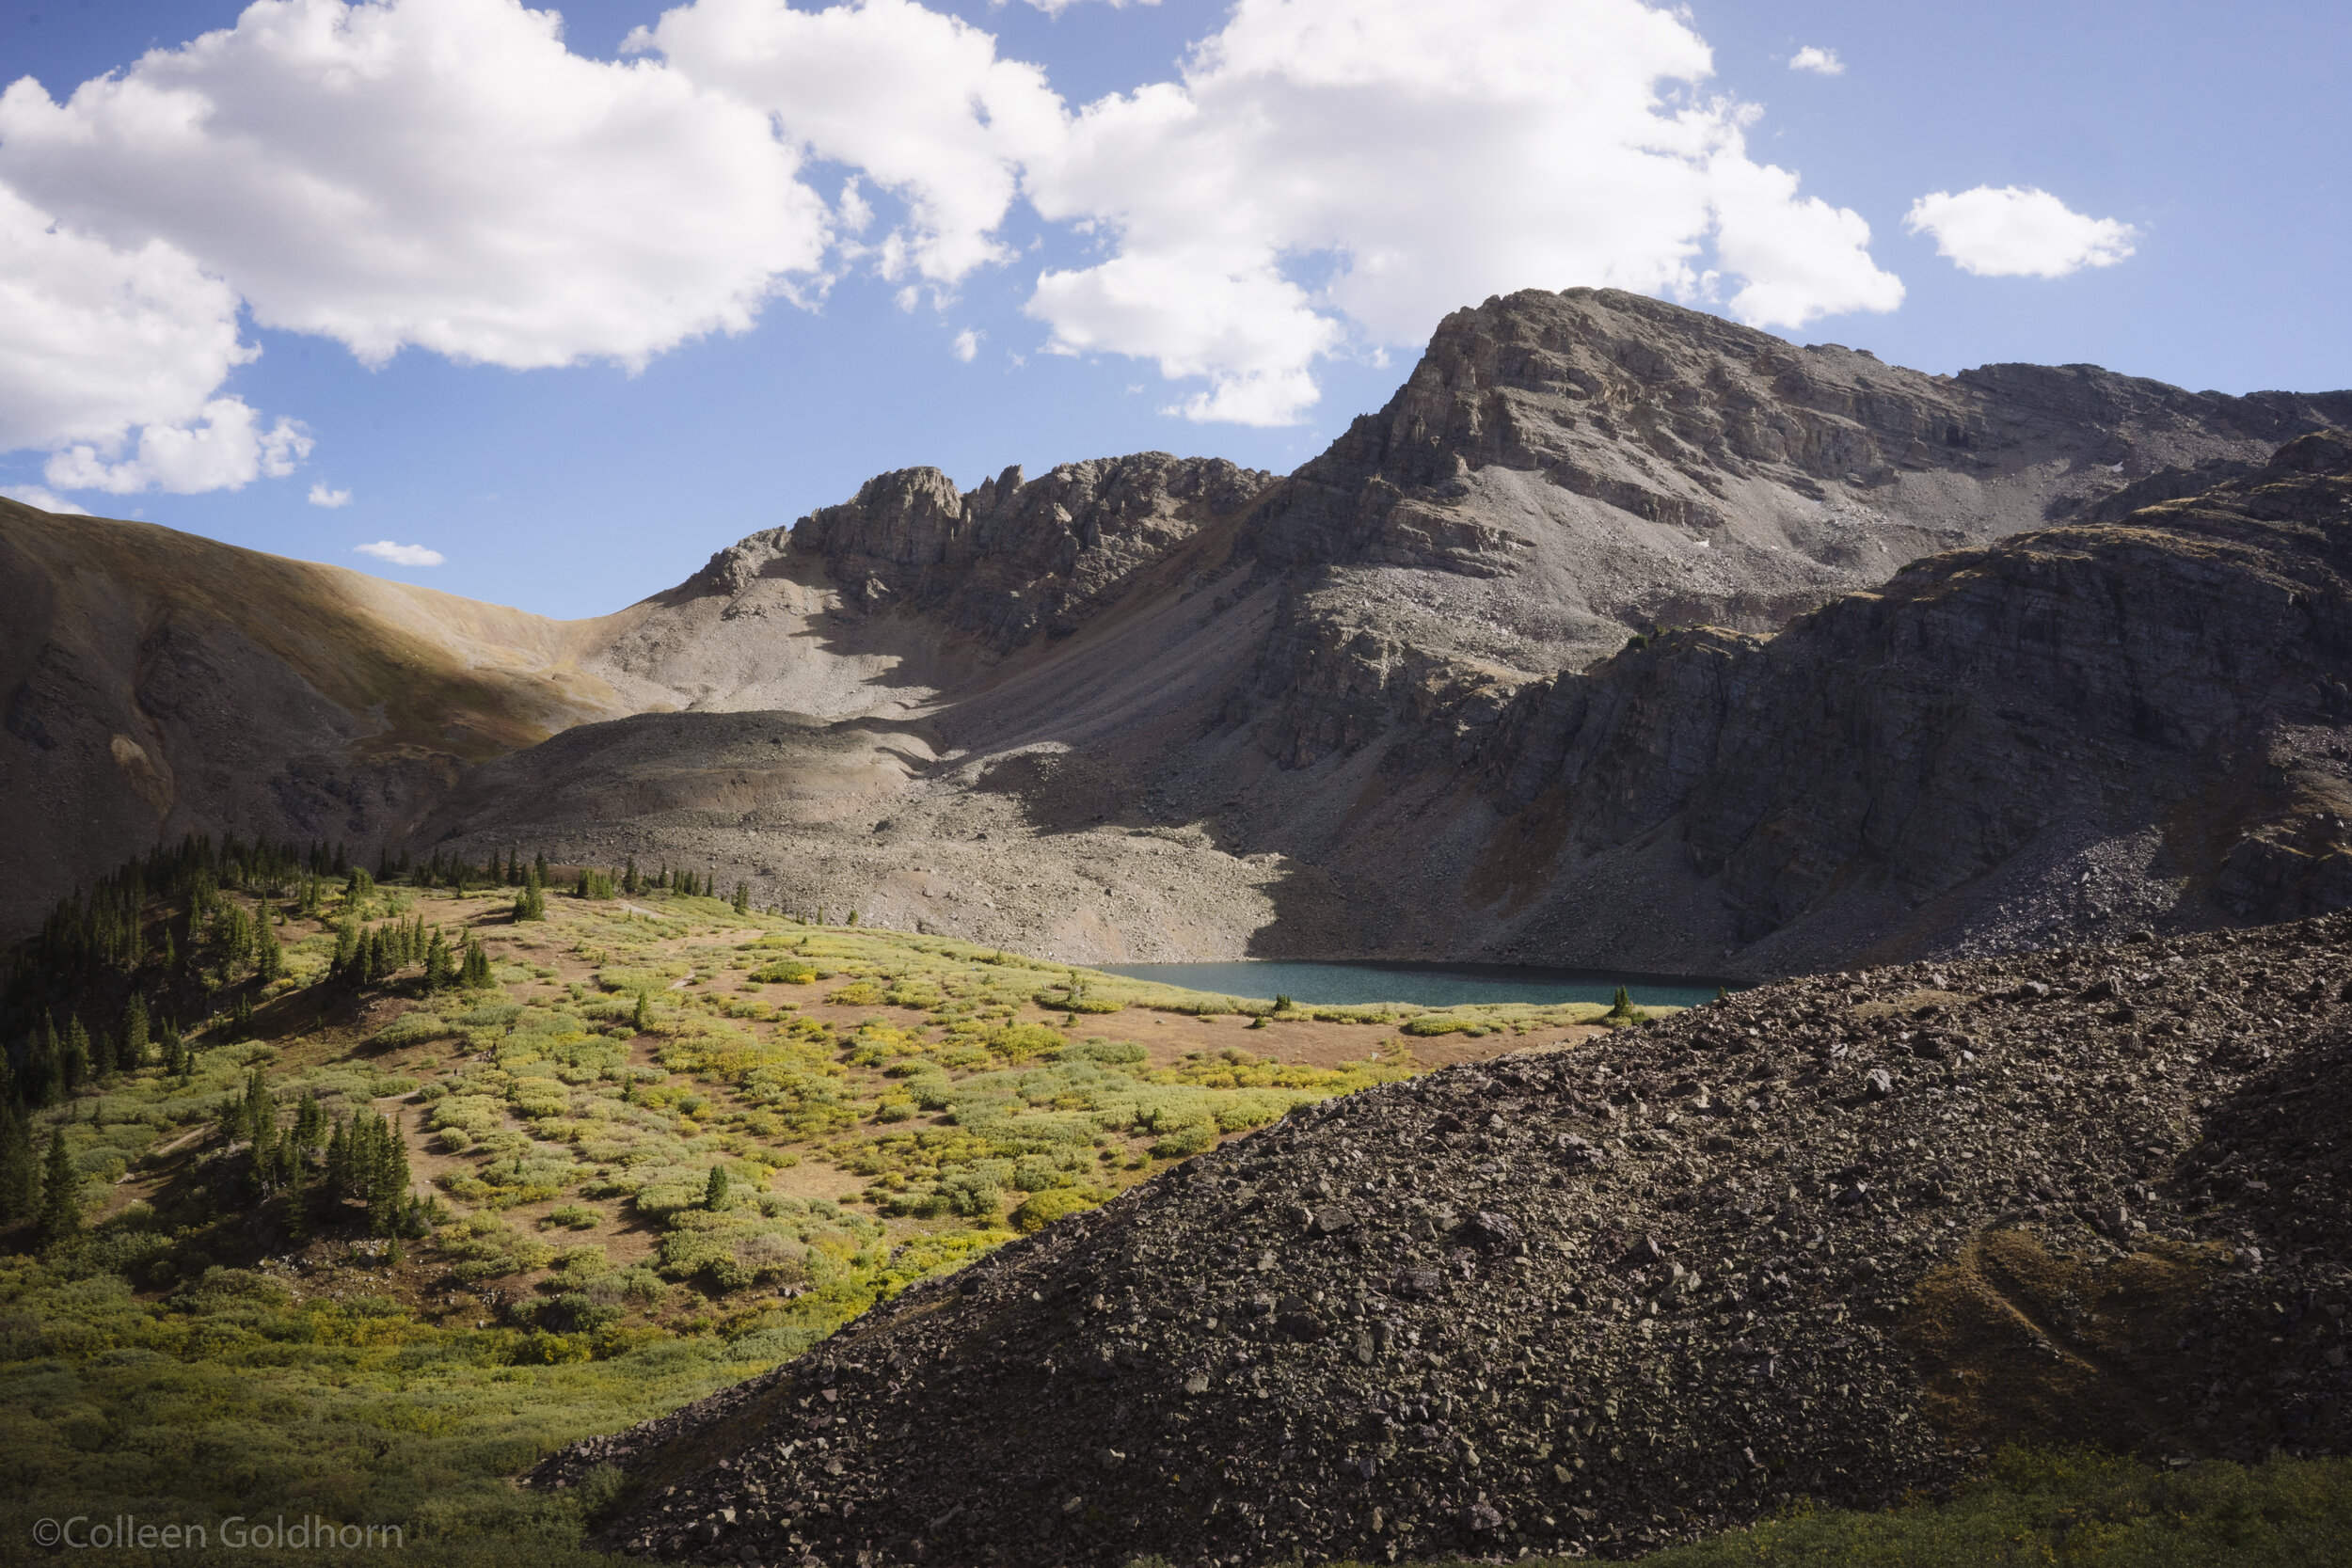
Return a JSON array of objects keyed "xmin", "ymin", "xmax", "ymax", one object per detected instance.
[
  {"xmin": 38, "ymin": 1128, "xmax": 81, "ymax": 1245},
  {"xmin": 703, "ymin": 1164, "xmax": 730, "ymax": 1212},
  {"xmin": 160, "ymin": 1019, "xmax": 185, "ymax": 1079},
  {"xmin": 0, "ymin": 1101, "xmax": 36, "ymax": 1229},
  {"xmin": 460, "ymin": 938, "xmax": 494, "ymax": 990},
  {"xmin": 61, "ymin": 1017, "xmax": 91, "ymax": 1095},
  {"xmin": 324, "ymin": 1118, "xmax": 349, "ymax": 1209},
  {"xmin": 423, "ymin": 929, "xmax": 455, "ymax": 992},
  {"xmin": 123, "ymin": 994, "xmax": 150, "ymax": 1071},
  {"xmin": 732, "ymin": 881, "xmax": 751, "ymax": 915},
  {"xmin": 633, "ymin": 990, "xmax": 652, "ymax": 1033},
  {"xmin": 257, "ymin": 920, "xmax": 283, "ymax": 983}
]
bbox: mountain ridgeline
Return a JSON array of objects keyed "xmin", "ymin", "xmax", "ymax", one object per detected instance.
[{"xmin": 6, "ymin": 288, "xmax": 2352, "ymax": 974}]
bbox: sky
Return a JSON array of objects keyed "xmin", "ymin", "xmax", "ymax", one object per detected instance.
[{"xmin": 0, "ymin": 0, "xmax": 2344, "ymax": 619}]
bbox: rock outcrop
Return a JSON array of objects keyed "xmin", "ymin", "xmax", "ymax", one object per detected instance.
[
  {"xmin": 1457, "ymin": 429, "xmax": 2352, "ymax": 974},
  {"xmin": 795, "ymin": 453, "xmax": 1275, "ymax": 649},
  {"xmin": 535, "ymin": 915, "xmax": 2352, "ymax": 1565}
]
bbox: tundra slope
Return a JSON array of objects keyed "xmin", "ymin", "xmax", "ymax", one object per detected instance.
[{"xmin": 537, "ymin": 913, "xmax": 2352, "ymax": 1566}]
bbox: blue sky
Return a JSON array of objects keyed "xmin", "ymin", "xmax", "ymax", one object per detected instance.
[{"xmin": 1, "ymin": 0, "xmax": 2343, "ymax": 619}]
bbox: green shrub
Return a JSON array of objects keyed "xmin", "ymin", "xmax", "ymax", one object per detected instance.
[
  {"xmin": 988, "ymin": 1022, "xmax": 1064, "ymax": 1061},
  {"xmin": 1149, "ymin": 1121, "xmax": 1215, "ymax": 1159},
  {"xmin": 1011, "ymin": 1188, "xmax": 1103, "ymax": 1233},
  {"xmin": 1053, "ymin": 1038, "xmax": 1147, "ymax": 1065},
  {"xmin": 373, "ymin": 1010, "xmax": 459, "ymax": 1048}
]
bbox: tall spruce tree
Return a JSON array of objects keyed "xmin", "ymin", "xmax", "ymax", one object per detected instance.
[
  {"xmin": 38, "ymin": 1128, "xmax": 81, "ymax": 1245},
  {"xmin": 60, "ymin": 1018, "xmax": 91, "ymax": 1095},
  {"xmin": 122, "ymin": 994, "xmax": 150, "ymax": 1071},
  {"xmin": 0, "ymin": 1101, "xmax": 36, "ymax": 1229}
]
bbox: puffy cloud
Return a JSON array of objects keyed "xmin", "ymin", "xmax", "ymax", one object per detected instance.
[
  {"xmin": 309, "ymin": 483, "xmax": 353, "ymax": 507},
  {"xmin": 951, "ymin": 327, "xmax": 983, "ymax": 362},
  {"xmin": 355, "ymin": 539, "xmax": 444, "ymax": 565},
  {"xmin": 1788, "ymin": 46, "xmax": 1844, "ymax": 76},
  {"xmin": 0, "ymin": 183, "xmax": 254, "ymax": 453},
  {"xmin": 0, "ymin": 0, "xmax": 826, "ymax": 372},
  {"xmin": 1013, "ymin": 0, "xmax": 1156, "ymax": 13},
  {"xmin": 0, "ymin": 0, "xmax": 1906, "ymax": 454},
  {"xmin": 0, "ymin": 483, "xmax": 91, "ymax": 514},
  {"xmin": 638, "ymin": 0, "xmax": 1062, "ymax": 290},
  {"xmin": 1022, "ymin": 0, "xmax": 1902, "ymax": 423},
  {"xmin": 43, "ymin": 398, "xmax": 311, "ymax": 494},
  {"xmin": 1903, "ymin": 184, "xmax": 2137, "ymax": 278}
]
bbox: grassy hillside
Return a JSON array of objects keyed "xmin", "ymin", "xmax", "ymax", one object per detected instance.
[{"xmin": 0, "ymin": 851, "xmax": 1630, "ymax": 1560}]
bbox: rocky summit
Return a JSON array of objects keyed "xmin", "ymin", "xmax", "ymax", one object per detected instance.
[
  {"xmin": 7, "ymin": 290, "xmax": 2352, "ymax": 977},
  {"xmin": 535, "ymin": 915, "xmax": 2352, "ymax": 1566}
]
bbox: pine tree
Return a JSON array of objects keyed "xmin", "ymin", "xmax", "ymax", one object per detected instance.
[
  {"xmin": 160, "ymin": 1019, "xmax": 185, "ymax": 1079},
  {"xmin": 38, "ymin": 1128, "xmax": 81, "ymax": 1245},
  {"xmin": 423, "ymin": 929, "xmax": 455, "ymax": 992},
  {"xmin": 61, "ymin": 1017, "xmax": 91, "ymax": 1094},
  {"xmin": 0, "ymin": 1101, "xmax": 36, "ymax": 1229},
  {"xmin": 324, "ymin": 1118, "xmax": 349, "ymax": 1209},
  {"xmin": 624, "ymin": 855, "xmax": 641, "ymax": 895},
  {"xmin": 123, "ymin": 994, "xmax": 151, "ymax": 1072},
  {"xmin": 229, "ymin": 991, "xmax": 256, "ymax": 1041},
  {"xmin": 703, "ymin": 1164, "xmax": 731, "ymax": 1212},
  {"xmin": 331, "ymin": 916, "xmax": 359, "ymax": 984},
  {"xmin": 732, "ymin": 880, "xmax": 751, "ymax": 915},
  {"xmin": 633, "ymin": 990, "xmax": 652, "ymax": 1033},
  {"xmin": 257, "ymin": 919, "xmax": 283, "ymax": 983},
  {"xmin": 460, "ymin": 938, "xmax": 494, "ymax": 990}
]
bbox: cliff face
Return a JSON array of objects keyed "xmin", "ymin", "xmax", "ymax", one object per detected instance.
[
  {"xmin": 1461, "ymin": 430, "xmax": 2352, "ymax": 973},
  {"xmin": 1230, "ymin": 288, "xmax": 2352, "ymax": 772}
]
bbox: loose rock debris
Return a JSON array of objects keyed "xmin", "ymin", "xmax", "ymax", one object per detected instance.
[{"xmin": 537, "ymin": 916, "xmax": 2352, "ymax": 1565}]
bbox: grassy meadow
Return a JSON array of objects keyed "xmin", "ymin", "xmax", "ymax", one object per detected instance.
[{"xmin": 0, "ymin": 875, "xmax": 1627, "ymax": 1561}]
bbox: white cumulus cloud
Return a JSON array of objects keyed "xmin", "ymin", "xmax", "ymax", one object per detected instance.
[
  {"xmin": 354, "ymin": 539, "xmax": 444, "ymax": 566},
  {"xmin": 1903, "ymin": 184, "xmax": 2137, "ymax": 278},
  {"xmin": 0, "ymin": 182, "xmax": 262, "ymax": 458},
  {"xmin": 1021, "ymin": 0, "xmax": 1902, "ymax": 424},
  {"xmin": 0, "ymin": 0, "xmax": 826, "ymax": 372},
  {"xmin": 1, "ymin": 483, "xmax": 91, "ymax": 514},
  {"xmin": 0, "ymin": 0, "xmax": 1908, "ymax": 453},
  {"xmin": 637, "ymin": 0, "xmax": 1062, "ymax": 292},
  {"xmin": 1014, "ymin": 0, "xmax": 1156, "ymax": 13},
  {"xmin": 951, "ymin": 327, "xmax": 983, "ymax": 362},
  {"xmin": 309, "ymin": 483, "xmax": 353, "ymax": 507},
  {"xmin": 43, "ymin": 398, "xmax": 312, "ymax": 494},
  {"xmin": 1788, "ymin": 46, "xmax": 1843, "ymax": 76}
]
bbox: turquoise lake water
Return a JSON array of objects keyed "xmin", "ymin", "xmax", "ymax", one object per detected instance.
[{"xmin": 1094, "ymin": 960, "xmax": 1724, "ymax": 1010}]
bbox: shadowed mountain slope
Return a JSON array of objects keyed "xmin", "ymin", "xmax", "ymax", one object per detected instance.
[{"xmin": 8, "ymin": 291, "xmax": 2352, "ymax": 972}]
